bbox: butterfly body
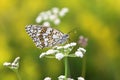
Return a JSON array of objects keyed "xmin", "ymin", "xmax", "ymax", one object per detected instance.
[{"xmin": 25, "ymin": 25, "xmax": 69, "ymax": 48}]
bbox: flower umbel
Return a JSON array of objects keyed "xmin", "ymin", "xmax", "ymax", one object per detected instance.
[
  {"xmin": 40, "ymin": 42, "xmax": 75, "ymax": 60},
  {"xmin": 39, "ymin": 42, "xmax": 86, "ymax": 60},
  {"xmin": 3, "ymin": 57, "xmax": 21, "ymax": 80},
  {"xmin": 36, "ymin": 7, "xmax": 69, "ymax": 26},
  {"xmin": 75, "ymin": 47, "xmax": 86, "ymax": 58},
  {"xmin": 3, "ymin": 57, "xmax": 20, "ymax": 70}
]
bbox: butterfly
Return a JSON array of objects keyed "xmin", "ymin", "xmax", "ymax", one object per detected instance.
[{"xmin": 25, "ymin": 25, "xmax": 69, "ymax": 49}]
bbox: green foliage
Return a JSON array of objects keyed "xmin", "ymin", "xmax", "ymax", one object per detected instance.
[{"xmin": 0, "ymin": 0, "xmax": 120, "ymax": 80}]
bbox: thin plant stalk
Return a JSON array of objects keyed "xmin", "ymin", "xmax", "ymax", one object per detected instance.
[
  {"xmin": 81, "ymin": 55, "xmax": 86, "ymax": 77},
  {"xmin": 14, "ymin": 70, "xmax": 22, "ymax": 80},
  {"xmin": 64, "ymin": 56, "xmax": 68, "ymax": 80}
]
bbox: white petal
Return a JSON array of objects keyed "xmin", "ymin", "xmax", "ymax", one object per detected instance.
[
  {"xmin": 49, "ymin": 14, "xmax": 57, "ymax": 21},
  {"xmin": 61, "ymin": 8, "xmax": 69, "ymax": 13},
  {"xmin": 54, "ymin": 18, "xmax": 60, "ymax": 25},
  {"xmin": 75, "ymin": 51, "xmax": 83, "ymax": 58},
  {"xmin": 59, "ymin": 11, "xmax": 65, "ymax": 17},
  {"xmin": 44, "ymin": 77, "xmax": 51, "ymax": 80},
  {"xmin": 52, "ymin": 7, "xmax": 59, "ymax": 14},
  {"xmin": 78, "ymin": 77, "xmax": 85, "ymax": 80},
  {"xmin": 3, "ymin": 62, "xmax": 11, "ymax": 66},
  {"xmin": 64, "ymin": 44, "xmax": 71, "ymax": 49},
  {"xmin": 57, "ymin": 46, "xmax": 63, "ymax": 49},
  {"xmin": 70, "ymin": 42, "xmax": 76, "ymax": 47},
  {"xmin": 36, "ymin": 16, "xmax": 42, "ymax": 23},
  {"xmin": 46, "ymin": 49, "xmax": 58, "ymax": 55},
  {"xmin": 55, "ymin": 53, "xmax": 64, "ymax": 60},
  {"xmin": 59, "ymin": 8, "xmax": 69, "ymax": 17},
  {"xmin": 67, "ymin": 78, "xmax": 74, "ymax": 80},
  {"xmin": 58, "ymin": 75, "xmax": 65, "ymax": 79},
  {"xmin": 43, "ymin": 22, "xmax": 50, "ymax": 27},
  {"xmin": 12, "ymin": 57, "xmax": 20, "ymax": 64},
  {"xmin": 39, "ymin": 52, "xmax": 46, "ymax": 58},
  {"xmin": 43, "ymin": 14, "xmax": 49, "ymax": 20},
  {"xmin": 77, "ymin": 48, "xmax": 86, "ymax": 53}
]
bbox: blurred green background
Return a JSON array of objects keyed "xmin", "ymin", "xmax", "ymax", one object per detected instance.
[{"xmin": 0, "ymin": 0, "xmax": 120, "ymax": 80}]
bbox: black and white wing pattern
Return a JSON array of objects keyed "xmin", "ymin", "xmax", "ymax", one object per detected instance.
[{"xmin": 25, "ymin": 25, "xmax": 69, "ymax": 49}]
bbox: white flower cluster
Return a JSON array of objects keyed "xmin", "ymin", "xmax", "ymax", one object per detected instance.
[
  {"xmin": 3, "ymin": 57, "xmax": 20, "ymax": 70},
  {"xmin": 44, "ymin": 75, "xmax": 85, "ymax": 80},
  {"xmin": 39, "ymin": 42, "xmax": 76, "ymax": 60},
  {"xmin": 39, "ymin": 42, "xmax": 86, "ymax": 60},
  {"xmin": 75, "ymin": 48, "xmax": 86, "ymax": 58},
  {"xmin": 36, "ymin": 7, "xmax": 69, "ymax": 26}
]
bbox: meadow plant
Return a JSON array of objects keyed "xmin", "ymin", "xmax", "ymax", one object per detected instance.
[
  {"xmin": 3, "ymin": 7, "xmax": 87, "ymax": 80},
  {"xmin": 40, "ymin": 42, "xmax": 86, "ymax": 80},
  {"xmin": 3, "ymin": 57, "xmax": 21, "ymax": 80}
]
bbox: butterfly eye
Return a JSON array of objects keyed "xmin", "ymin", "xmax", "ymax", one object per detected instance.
[{"xmin": 63, "ymin": 34, "xmax": 69, "ymax": 38}]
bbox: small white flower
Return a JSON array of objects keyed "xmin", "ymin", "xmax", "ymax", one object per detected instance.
[
  {"xmin": 75, "ymin": 51, "xmax": 83, "ymax": 58},
  {"xmin": 77, "ymin": 48, "xmax": 86, "ymax": 53},
  {"xmin": 3, "ymin": 62, "xmax": 11, "ymax": 66},
  {"xmin": 70, "ymin": 42, "xmax": 77, "ymax": 47},
  {"xmin": 36, "ymin": 16, "xmax": 42, "ymax": 23},
  {"xmin": 58, "ymin": 75, "xmax": 65, "ymax": 80},
  {"xmin": 55, "ymin": 53, "xmax": 64, "ymax": 60},
  {"xmin": 59, "ymin": 8, "xmax": 69, "ymax": 17},
  {"xmin": 54, "ymin": 18, "xmax": 60, "ymax": 25},
  {"xmin": 57, "ymin": 46, "xmax": 63, "ymax": 49},
  {"xmin": 44, "ymin": 77, "xmax": 51, "ymax": 80},
  {"xmin": 3, "ymin": 57, "xmax": 20, "ymax": 70},
  {"xmin": 12, "ymin": 57, "xmax": 20, "ymax": 64},
  {"xmin": 46, "ymin": 49, "xmax": 58, "ymax": 55},
  {"xmin": 43, "ymin": 14, "xmax": 49, "ymax": 20},
  {"xmin": 11, "ymin": 63, "xmax": 19, "ymax": 69},
  {"xmin": 64, "ymin": 44, "xmax": 71, "ymax": 49},
  {"xmin": 39, "ymin": 52, "xmax": 46, "ymax": 58},
  {"xmin": 52, "ymin": 7, "xmax": 59, "ymax": 14},
  {"xmin": 78, "ymin": 77, "xmax": 85, "ymax": 80},
  {"xmin": 49, "ymin": 14, "xmax": 57, "ymax": 21},
  {"xmin": 61, "ymin": 8, "xmax": 69, "ymax": 13},
  {"xmin": 43, "ymin": 22, "xmax": 50, "ymax": 27},
  {"xmin": 59, "ymin": 11, "xmax": 65, "ymax": 17}
]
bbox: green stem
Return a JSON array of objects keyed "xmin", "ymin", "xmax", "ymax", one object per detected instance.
[
  {"xmin": 81, "ymin": 55, "xmax": 86, "ymax": 77},
  {"xmin": 14, "ymin": 70, "xmax": 22, "ymax": 80},
  {"xmin": 64, "ymin": 56, "xmax": 68, "ymax": 80}
]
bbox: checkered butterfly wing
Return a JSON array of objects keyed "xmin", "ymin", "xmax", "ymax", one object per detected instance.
[{"xmin": 25, "ymin": 25, "xmax": 69, "ymax": 48}]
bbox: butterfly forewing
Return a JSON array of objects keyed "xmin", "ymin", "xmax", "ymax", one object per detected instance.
[{"xmin": 25, "ymin": 25, "xmax": 68, "ymax": 49}]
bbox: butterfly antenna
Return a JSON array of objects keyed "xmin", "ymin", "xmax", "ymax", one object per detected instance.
[
  {"xmin": 67, "ymin": 27, "xmax": 77, "ymax": 43},
  {"xmin": 67, "ymin": 27, "xmax": 77, "ymax": 35}
]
